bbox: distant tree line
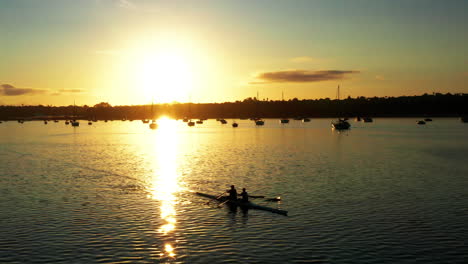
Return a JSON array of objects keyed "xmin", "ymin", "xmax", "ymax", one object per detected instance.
[{"xmin": 1, "ymin": 93, "xmax": 467, "ymax": 120}]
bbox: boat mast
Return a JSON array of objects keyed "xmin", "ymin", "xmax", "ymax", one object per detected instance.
[
  {"xmin": 256, "ymin": 91, "xmax": 259, "ymax": 118},
  {"xmin": 151, "ymin": 99, "xmax": 154, "ymax": 120},
  {"xmin": 336, "ymin": 85, "xmax": 340, "ymax": 100}
]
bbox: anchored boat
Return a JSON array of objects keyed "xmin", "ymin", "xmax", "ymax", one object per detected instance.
[{"xmin": 196, "ymin": 192, "xmax": 288, "ymax": 216}]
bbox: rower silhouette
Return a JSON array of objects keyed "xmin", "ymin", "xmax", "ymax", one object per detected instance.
[
  {"xmin": 227, "ymin": 185, "xmax": 238, "ymax": 202},
  {"xmin": 240, "ymin": 188, "xmax": 249, "ymax": 203}
]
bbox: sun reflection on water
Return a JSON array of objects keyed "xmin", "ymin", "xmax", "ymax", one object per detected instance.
[{"xmin": 149, "ymin": 117, "xmax": 181, "ymax": 258}]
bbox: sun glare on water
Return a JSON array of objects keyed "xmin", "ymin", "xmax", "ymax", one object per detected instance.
[{"xmin": 147, "ymin": 116, "xmax": 181, "ymax": 258}]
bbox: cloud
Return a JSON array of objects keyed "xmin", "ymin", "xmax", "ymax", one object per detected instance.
[
  {"xmin": 118, "ymin": 0, "xmax": 136, "ymax": 9},
  {"xmin": 100, "ymin": 0, "xmax": 135, "ymax": 9},
  {"xmin": 58, "ymin": 89, "xmax": 86, "ymax": 93},
  {"xmin": 290, "ymin": 56, "xmax": 314, "ymax": 63},
  {"xmin": 0, "ymin": 84, "xmax": 48, "ymax": 96},
  {"xmin": 253, "ymin": 70, "xmax": 360, "ymax": 84}
]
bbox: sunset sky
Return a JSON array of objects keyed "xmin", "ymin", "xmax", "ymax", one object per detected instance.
[{"xmin": 1, "ymin": 0, "xmax": 467, "ymax": 106}]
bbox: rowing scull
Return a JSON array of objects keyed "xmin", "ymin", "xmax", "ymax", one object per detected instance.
[{"xmin": 196, "ymin": 192, "xmax": 288, "ymax": 216}]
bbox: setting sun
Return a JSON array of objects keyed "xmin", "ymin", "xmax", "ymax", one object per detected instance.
[{"xmin": 136, "ymin": 49, "xmax": 193, "ymax": 103}]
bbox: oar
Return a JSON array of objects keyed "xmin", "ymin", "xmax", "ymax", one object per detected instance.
[
  {"xmin": 265, "ymin": 196, "xmax": 282, "ymax": 202},
  {"xmin": 216, "ymin": 191, "xmax": 226, "ymax": 200},
  {"xmin": 217, "ymin": 199, "xmax": 230, "ymax": 208}
]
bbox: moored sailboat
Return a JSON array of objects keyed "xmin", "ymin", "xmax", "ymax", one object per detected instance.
[
  {"xmin": 331, "ymin": 85, "xmax": 350, "ymax": 130},
  {"xmin": 71, "ymin": 101, "xmax": 79, "ymax": 127},
  {"xmin": 149, "ymin": 101, "xmax": 157, "ymax": 129}
]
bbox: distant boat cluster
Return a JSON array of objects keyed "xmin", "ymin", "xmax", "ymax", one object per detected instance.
[{"xmin": 5, "ymin": 117, "xmax": 468, "ymax": 129}]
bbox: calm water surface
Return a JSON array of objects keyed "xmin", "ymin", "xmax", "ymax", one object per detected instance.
[{"xmin": 1, "ymin": 118, "xmax": 467, "ymax": 263}]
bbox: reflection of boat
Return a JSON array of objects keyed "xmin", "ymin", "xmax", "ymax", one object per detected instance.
[
  {"xmin": 302, "ymin": 118, "xmax": 310, "ymax": 122},
  {"xmin": 149, "ymin": 121, "xmax": 158, "ymax": 129},
  {"xmin": 188, "ymin": 120, "xmax": 195, "ymax": 126},
  {"xmin": 219, "ymin": 119, "xmax": 227, "ymax": 124},
  {"xmin": 232, "ymin": 121, "xmax": 238, "ymax": 127},
  {"xmin": 196, "ymin": 120, "xmax": 203, "ymax": 124},
  {"xmin": 280, "ymin": 119, "xmax": 289, "ymax": 124},
  {"xmin": 461, "ymin": 117, "xmax": 468, "ymax": 123},
  {"xmin": 195, "ymin": 192, "xmax": 287, "ymax": 216},
  {"xmin": 417, "ymin": 120, "xmax": 426, "ymax": 125},
  {"xmin": 356, "ymin": 116, "xmax": 361, "ymax": 121},
  {"xmin": 424, "ymin": 118, "xmax": 432, "ymax": 122},
  {"xmin": 142, "ymin": 119, "xmax": 150, "ymax": 124},
  {"xmin": 362, "ymin": 117, "xmax": 373, "ymax": 123}
]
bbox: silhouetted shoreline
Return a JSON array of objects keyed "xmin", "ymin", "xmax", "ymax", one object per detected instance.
[{"xmin": 1, "ymin": 93, "xmax": 467, "ymax": 120}]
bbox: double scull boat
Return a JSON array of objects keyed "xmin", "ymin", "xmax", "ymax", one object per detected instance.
[{"xmin": 196, "ymin": 192, "xmax": 288, "ymax": 216}]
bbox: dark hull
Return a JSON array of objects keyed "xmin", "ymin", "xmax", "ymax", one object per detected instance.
[
  {"xmin": 196, "ymin": 192, "xmax": 288, "ymax": 216},
  {"xmin": 332, "ymin": 121, "xmax": 350, "ymax": 130}
]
